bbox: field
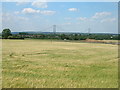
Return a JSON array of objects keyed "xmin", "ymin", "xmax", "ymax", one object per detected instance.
[{"xmin": 2, "ymin": 39, "xmax": 118, "ymax": 88}]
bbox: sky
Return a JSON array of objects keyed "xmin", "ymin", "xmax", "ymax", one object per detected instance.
[{"xmin": 1, "ymin": 2, "xmax": 118, "ymax": 33}]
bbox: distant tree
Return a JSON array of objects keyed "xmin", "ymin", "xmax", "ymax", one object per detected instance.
[
  {"xmin": 2, "ymin": 29, "xmax": 12, "ymax": 39},
  {"xmin": 19, "ymin": 32, "xmax": 28, "ymax": 35},
  {"xmin": 74, "ymin": 34, "xmax": 79, "ymax": 40},
  {"xmin": 60, "ymin": 34, "xmax": 68, "ymax": 40}
]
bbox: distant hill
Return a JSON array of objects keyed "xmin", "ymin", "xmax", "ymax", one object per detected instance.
[{"xmin": 11, "ymin": 31, "xmax": 118, "ymax": 35}]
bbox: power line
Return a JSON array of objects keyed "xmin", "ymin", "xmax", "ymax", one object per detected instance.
[
  {"xmin": 42, "ymin": 26, "xmax": 53, "ymax": 32},
  {"xmin": 24, "ymin": 25, "xmax": 66, "ymax": 33},
  {"xmin": 57, "ymin": 25, "xmax": 66, "ymax": 31}
]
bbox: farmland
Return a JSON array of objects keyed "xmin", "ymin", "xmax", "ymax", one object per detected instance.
[{"xmin": 2, "ymin": 39, "xmax": 118, "ymax": 88}]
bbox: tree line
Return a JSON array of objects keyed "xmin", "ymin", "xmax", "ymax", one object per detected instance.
[{"xmin": 1, "ymin": 28, "xmax": 120, "ymax": 40}]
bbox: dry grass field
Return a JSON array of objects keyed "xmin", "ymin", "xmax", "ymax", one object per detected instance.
[{"xmin": 2, "ymin": 39, "xmax": 118, "ymax": 88}]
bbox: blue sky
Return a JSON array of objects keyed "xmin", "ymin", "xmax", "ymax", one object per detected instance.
[{"xmin": 2, "ymin": 2, "xmax": 118, "ymax": 33}]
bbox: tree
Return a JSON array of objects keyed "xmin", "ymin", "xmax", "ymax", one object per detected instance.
[
  {"xmin": 60, "ymin": 34, "xmax": 68, "ymax": 40},
  {"xmin": 2, "ymin": 29, "xmax": 12, "ymax": 39},
  {"xmin": 19, "ymin": 32, "xmax": 28, "ymax": 35}
]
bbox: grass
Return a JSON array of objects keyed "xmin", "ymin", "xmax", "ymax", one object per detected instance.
[{"xmin": 2, "ymin": 39, "xmax": 118, "ymax": 88}]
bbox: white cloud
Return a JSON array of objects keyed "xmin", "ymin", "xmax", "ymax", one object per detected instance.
[
  {"xmin": 14, "ymin": 11, "xmax": 20, "ymax": 14},
  {"xmin": 18, "ymin": 17, "xmax": 29, "ymax": 21},
  {"xmin": 61, "ymin": 22, "xmax": 72, "ymax": 25},
  {"xmin": 68, "ymin": 8, "xmax": 78, "ymax": 12},
  {"xmin": 22, "ymin": 8, "xmax": 40, "ymax": 14},
  {"xmin": 65, "ymin": 22, "xmax": 71, "ymax": 25},
  {"xmin": 92, "ymin": 12, "xmax": 111, "ymax": 19},
  {"xmin": 16, "ymin": 2, "xmax": 28, "ymax": 5},
  {"xmin": 2, "ymin": 13, "xmax": 33, "ymax": 32},
  {"xmin": 64, "ymin": 17, "xmax": 72, "ymax": 20},
  {"xmin": 100, "ymin": 18, "xmax": 116, "ymax": 23},
  {"xmin": 2, "ymin": 13, "xmax": 12, "ymax": 21},
  {"xmin": 1, "ymin": 0, "xmax": 120, "ymax": 2},
  {"xmin": 40, "ymin": 10, "xmax": 56, "ymax": 15},
  {"xmin": 2, "ymin": 13, "xmax": 29, "ymax": 21},
  {"xmin": 21, "ymin": 8, "xmax": 56, "ymax": 15},
  {"xmin": 77, "ymin": 17, "xmax": 87, "ymax": 21},
  {"xmin": 32, "ymin": 1, "xmax": 48, "ymax": 8}
]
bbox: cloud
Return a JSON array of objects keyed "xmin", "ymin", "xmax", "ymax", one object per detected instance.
[
  {"xmin": 77, "ymin": 17, "xmax": 87, "ymax": 21},
  {"xmin": 22, "ymin": 8, "xmax": 40, "ymax": 14},
  {"xmin": 68, "ymin": 8, "xmax": 78, "ymax": 12},
  {"xmin": 32, "ymin": 1, "xmax": 48, "ymax": 8},
  {"xmin": 16, "ymin": 2, "xmax": 28, "ymax": 5},
  {"xmin": 40, "ymin": 10, "xmax": 56, "ymax": 15},
  {"xmin": 61, "ymin": 22, "xmax": 72, "ymax": 25},
  {"xmin": 2, "ymin": 13, "xmax": 35, "ymax": 32},
  {"xmin": 64, "ymin": 17, "xmax": 72, "ymax": 20},
  {"xmin": 92, "ymin": 12, "xmax": 111, "ymax": 19},
  {"xmin": 65, "ymin": 22, "xmax": 71, "ymax": 25},
  {"xmin": 18, "ymin": 17, "xmax": 29, "ymax": 21},
  {"xmin": 2, "ymin": 13, "xmax": 29, "ymax": 21},
  {"xmin": 14, "ymin": 11, "xmax": 20, "ymax": 14},
  {"xmin": 21, "ymin": 8, "xmax": 56, "ymax": 15},
  {"xmin": 2, "ymin": 13, "xmax": 13, "ymax": 21},
  {"xmin": 100, "ymin": 18, "xmax": 116, "ymax": 23}
]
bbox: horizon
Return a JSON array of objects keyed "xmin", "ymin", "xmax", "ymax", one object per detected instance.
[{"xmin": 10, "ymin": 31, "xmax": 119, "ymax": 34}]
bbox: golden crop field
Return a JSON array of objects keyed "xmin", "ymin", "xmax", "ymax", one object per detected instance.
[{"xmin": 2, "ymin": 39, "xmax": 118, "ymax": 88}]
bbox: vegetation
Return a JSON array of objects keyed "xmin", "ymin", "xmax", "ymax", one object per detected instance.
[
  {"xmin": 2, "ymin": 39, "xmax": 118, "ymax": 88},
  {"xmin": 1, "ymin": 29, "xmax": 118, "ymax": 87},
  {"xmin": 1, "ymin": 28, "xmax": 119, "ymax": 40},
  {"xmin": 7, "ymin": 35, "xmax": 24, "ymax": 39},
  {"xmin": 1, "ymin": 29, "xmax": 24, "ymax": 39},
  {"xmin": 2, "ymin": 29, "xmax": 12, "ymax": 39},
  {"xmin": 17, "ymin": 33, "xmax": 119, "ymax": 40}
]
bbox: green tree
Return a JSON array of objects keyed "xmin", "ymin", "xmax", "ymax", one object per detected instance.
[
  {"xmin": 2, "ymin": 29, "xmax": 12, "ymax": 39},
  {"xmin": 60, "ymin": 34, "xmax": 67, "ymax": 40}
]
